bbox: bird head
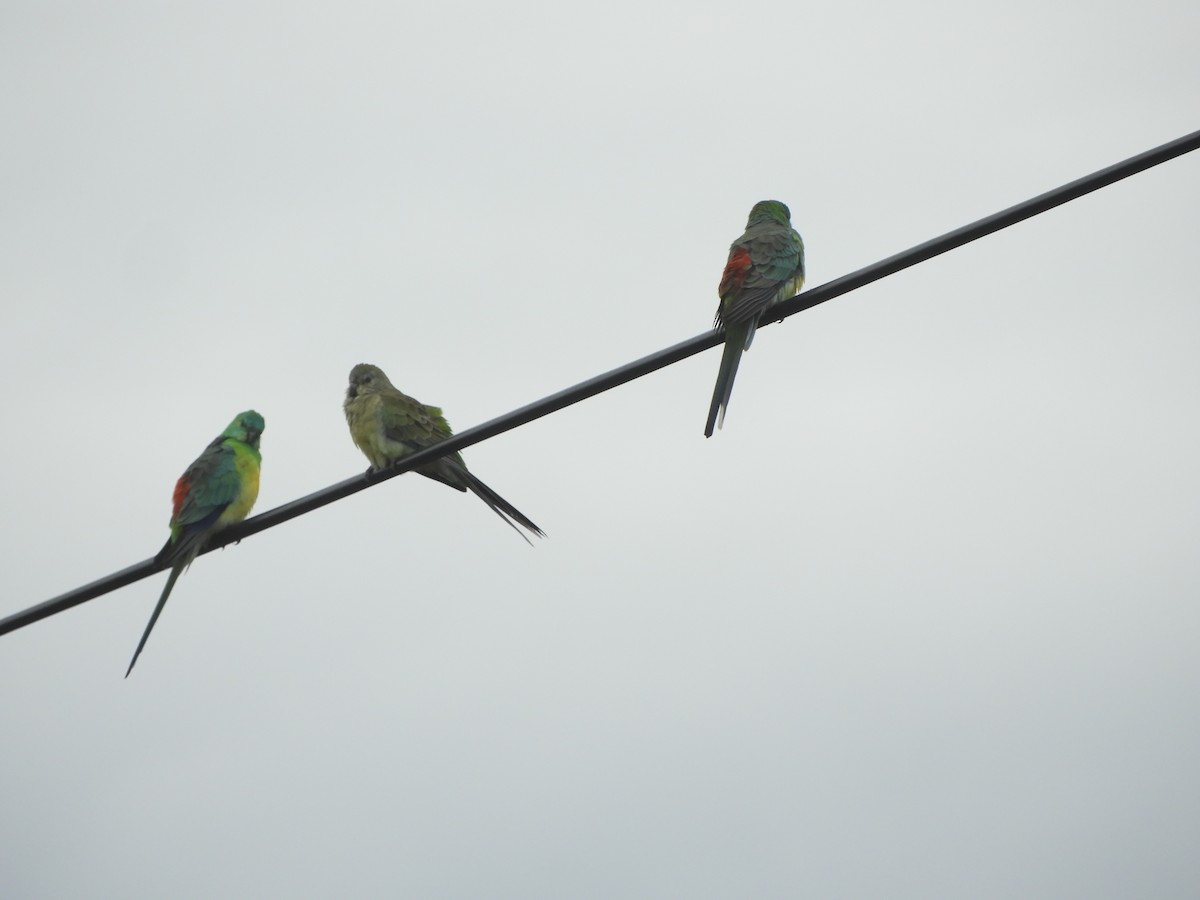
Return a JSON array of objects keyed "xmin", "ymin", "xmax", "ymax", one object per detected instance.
[
  {"xmin": 225, "ymin": 410, "xmax": 265, "ymax": 447},
  {"xmin": 746, "ymin": 200, "xmax": 791, "ymax": 227},
  {"xmin": 346, "ymin": 363, "xmax": 393, "ymax": 400}
]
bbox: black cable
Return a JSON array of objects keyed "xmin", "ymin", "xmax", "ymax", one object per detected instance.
[{"xmin": 3, "ymin": 127, "xmax": 1197, "ymax": 638}]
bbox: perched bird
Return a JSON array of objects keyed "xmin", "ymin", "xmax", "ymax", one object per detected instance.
[
  {"xmin": 344, "ymin": 363, "xmax": 544, "ymax": 544},
  {"xmin": 126, "ymin": 410, "xmax": 264, "ymax": 677},
  {"xmin": 705, "ymin": 200, "xmax": 805, "ymax": 437}
]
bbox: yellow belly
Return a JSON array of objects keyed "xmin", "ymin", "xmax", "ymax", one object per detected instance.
[{"xmin": 216, "ymin": 446, "xmax": 261, "ymax": 528}]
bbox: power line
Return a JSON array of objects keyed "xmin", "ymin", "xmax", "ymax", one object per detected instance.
[{"xmin": 3, "ymin": 127, "xmax": 1198, "ymax": 638}]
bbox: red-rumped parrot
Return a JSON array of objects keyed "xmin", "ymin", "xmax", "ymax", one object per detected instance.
[
  {"xmin": 706, "ymin": 200, "xmax": 805, "ymax": 436},
  {"xmin": 344, "ymin": 364, "xmax": 543, "ymax": 543},
  {"xmin": 126, "ymin": 410, "xmax": 264, "ymax": 677}
]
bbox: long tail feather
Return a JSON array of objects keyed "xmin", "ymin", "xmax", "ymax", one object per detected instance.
[
  {"xmin": 705, "ymin": 328, "xmax": 747, "ymax": 437},
  {"xmin": 462, "ymin": 471, "xmax": 545, "ymax": 545},
  {"xmin": 125, "ymin": 564, "xmax": 183, "ymax": 677},
  {"xmin": 741, "ymin": 316, "xmax": 760, "ymax": 352}
]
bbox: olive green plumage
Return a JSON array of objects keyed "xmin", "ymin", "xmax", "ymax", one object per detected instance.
[{"xmin": 344, "ymin": 363, "xmax": 544, "ymax": 543}]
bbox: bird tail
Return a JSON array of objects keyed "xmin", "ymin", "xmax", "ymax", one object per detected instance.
[
  {"xmin": 741, "ymin": 316, "xmax": 760, "ymax": 351},
  {"xmin": 125, "ymin": 563, "xmax": 184, "ymax": 677},
  {"xmin": 462, "ymin": 470, "xmax": 545, "ymax": 545},
  {"xmin": 704, "ymin": 323, "xmax": 750, "ymax": 437}
]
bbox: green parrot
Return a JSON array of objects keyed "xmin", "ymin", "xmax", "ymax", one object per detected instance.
[
  {"xmin": 705, "ymin": 200, "xmax": 805, "ymax": 437},
  {"xmin": 344, "ymin": 363, "xmax": 544, "ymax": 543},
  {"xmin": 125, "ymin": 410, "xmax": 264, "ymax": 677}
]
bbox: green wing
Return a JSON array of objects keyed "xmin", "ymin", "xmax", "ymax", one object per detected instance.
[
  {"xmin": 376, "ymin": 388, "xmax": 544, "ymax": 541},
  {"xmin": 722, "ymin": 226, "xmax": 805, "ymax": 325},
  {"xmin": 379, "ymin": 392, "xmax": 468, "ymax": 477},
  {"xmin": 173, "ymin": 439, "xmax": 244, "ymax": 528}
]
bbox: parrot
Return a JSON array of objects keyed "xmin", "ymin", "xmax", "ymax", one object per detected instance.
[
  {"xmin": 344, "ymin": 363, "xmax": 544, "ymax": 544},
  {"xmin": 125, "ymin": 410, "xmax": 264, "ymax": 677},
  {"xmin": 705, "ymin": 199, "xmax": 805, "ymax": 437}
]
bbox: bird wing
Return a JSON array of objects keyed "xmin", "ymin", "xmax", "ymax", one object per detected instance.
[
  {"xmin": 377, "ymin": 391, "xmax": 469, "ymax": 488},
  {"xmin": 172, "ymin": 440, "xmax": 244, "ymax": 527},
  {"xmin": 717, "ymin": 227, "xmax": 804, "ymax": 326},
  {"xmin": 156, "ymin": 439, "xmax": 245, "ymax": 565},
  {"xmin": 378, "ymin": 391, "xmax": 453, "ymax": 448}
]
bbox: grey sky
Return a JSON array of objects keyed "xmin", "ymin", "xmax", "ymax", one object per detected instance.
[{"xmin": 2, "ymin": 1, "xmax": 1199, "ymax": 897}]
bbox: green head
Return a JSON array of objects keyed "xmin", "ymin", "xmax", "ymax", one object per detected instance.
[
  {"xmin": 224, "ymin": 410, "xmax": 265, "ymax": 447},
  {"xmin": 746, "ymin": 200, "xmax": 791, "ymax": 227}
]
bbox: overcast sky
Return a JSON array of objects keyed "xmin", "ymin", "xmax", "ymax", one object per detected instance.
[{"xmin": 2, "ymin": 2, "xmax": 1199, "ymax": 897}]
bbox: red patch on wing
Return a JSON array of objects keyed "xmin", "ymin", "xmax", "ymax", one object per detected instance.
[
  {"xmin": 171, "ymin": 475, "xmax": 190, "ymax": 521},
  {"xmin": 719, "ymin": 246, "xmax": 753, "ymax": 299}
]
